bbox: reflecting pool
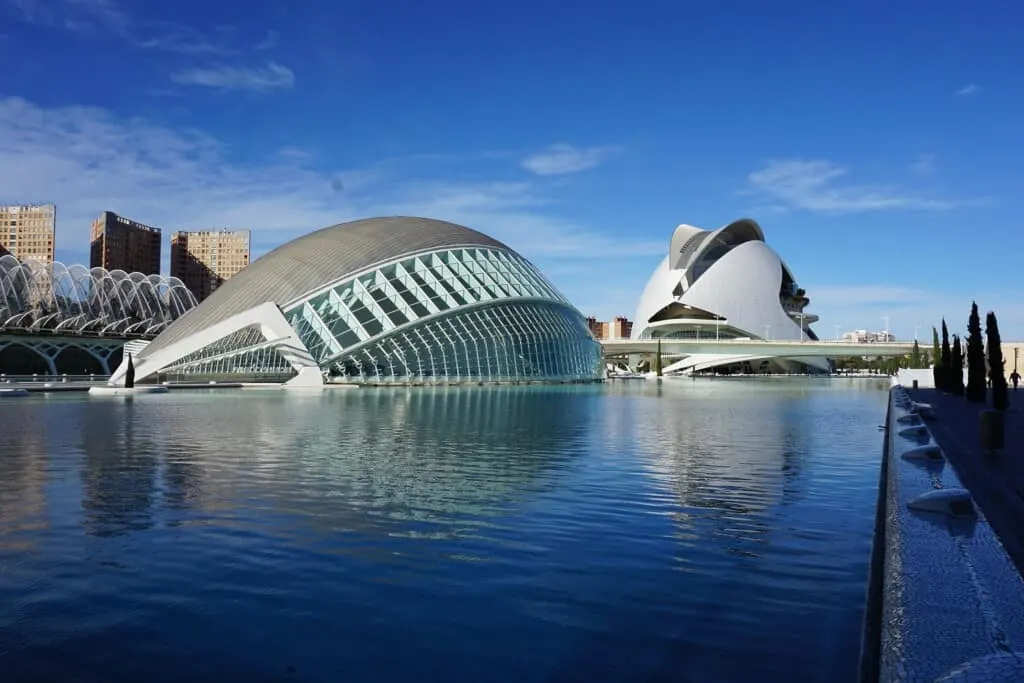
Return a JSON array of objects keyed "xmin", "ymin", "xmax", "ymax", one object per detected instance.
[{"xmin": 0, "ymin": 378, "xmax": 889, "ymax": 682}]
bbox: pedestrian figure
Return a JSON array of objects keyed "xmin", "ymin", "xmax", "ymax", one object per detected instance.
[{"xmin": 1012, "ymin": 369, "xmax": 1021, "ymax": 390}]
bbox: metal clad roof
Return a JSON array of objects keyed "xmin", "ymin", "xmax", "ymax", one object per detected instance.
[{"xmin": 141, "ymin": 216, "xmax": 510, "ymax": 358}]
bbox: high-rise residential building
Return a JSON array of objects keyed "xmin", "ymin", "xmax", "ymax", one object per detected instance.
[
  {"xmin": 89, "ymin": 211, "xmax": 162, "ymax": 274},
  {"xmin": 171, "ymin": 229, "xmax": 251, "ymax": 303},
  {"xmin": 0, "ymin": 204, "xmax": 56, "ymax": 263}
]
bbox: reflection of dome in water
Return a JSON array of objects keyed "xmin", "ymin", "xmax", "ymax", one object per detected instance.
[
  {"xmin": 113, "ymin": 217, "xmax": 602, "ymax": 387},
  {"xmin": 81, "ymin": 388, "xmax": 594, "ymax": 541},
  {"xmin": 283, "ymin": 387, "xmax": 591, "ymax": 523}
]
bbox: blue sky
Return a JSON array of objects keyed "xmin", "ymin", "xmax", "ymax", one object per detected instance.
[{"xmin": 1, "ymin": 0, "xmax": 1022, "ymax": 340}]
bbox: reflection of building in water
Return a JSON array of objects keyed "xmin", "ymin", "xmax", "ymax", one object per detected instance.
[
  {"xmin": 290, "ymin": 386, "xmax": 593, "ymax": 523},
  {"xmin": 606, "ymin": 381, "xmax": 814, "ymax": 551},
  {"xmin": 0, "ymin": 425, "xmax": 49, "ymax": 552},
  {"xmin": 80, "ymin": 402, "xmax": 160, "ymax": 537},
  {"xmin": 158, "ymin": 387, "xmax": 593, "ymax": 546}
]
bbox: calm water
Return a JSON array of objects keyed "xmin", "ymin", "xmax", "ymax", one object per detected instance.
[{"xmin": 0, "ymin": 379, "xmax": 889, "ymax": 682}]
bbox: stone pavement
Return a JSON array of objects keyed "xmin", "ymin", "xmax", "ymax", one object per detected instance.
[{"xmin": 910, "ymin": 387, "xmax": 1024, "ymax": 576}]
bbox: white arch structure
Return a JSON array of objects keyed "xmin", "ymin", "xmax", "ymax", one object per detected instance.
[
  {"xmin": 0, "ymin": 254, "xmax": 197, "ymax": 337},
  {"xmin": 631, "ymin": 218, "xmax": 830, "ymax": 374}
]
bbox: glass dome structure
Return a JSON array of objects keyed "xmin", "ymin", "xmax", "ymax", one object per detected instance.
[
  {"xmin": 116, "ymin": 217, "xmax": 603, "ymax": 386},
  {"xmin": 0, "ymin": 254, "xmax": 197, "ymax": 337}
]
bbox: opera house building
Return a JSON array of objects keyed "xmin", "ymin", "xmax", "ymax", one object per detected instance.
[
  {"xmin": 631, "ymin": 218, "xmax": 827, "ymax": 375},
  {"xmin": 112, "ymin": 217, "xmax": 603, "ymax": 386}
]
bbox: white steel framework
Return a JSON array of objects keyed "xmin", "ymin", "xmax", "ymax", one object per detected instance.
[{"xmin": 0, "ymin": 255, "xmax": 197, "ymax": 337}]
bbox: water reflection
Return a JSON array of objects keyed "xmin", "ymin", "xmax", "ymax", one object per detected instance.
[
  {"xmin": 72, "ymin": 387, "xmax": 592, "ymax": 544},
  {"xmin": 0, "ymin": 409, "xmax": 49, "ymax": 551},
  {"xmin": 80, "ymin": 401, "xmax": 160, "ymax": 537},
  {"xmin": 0, "ymin": 381, "xmax": 890, "ymax": 683}
]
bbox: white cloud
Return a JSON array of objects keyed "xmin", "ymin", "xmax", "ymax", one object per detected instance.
[
  {"xmin": 0, "ymin": 96, "xmax": 661, "ymax": 286},
  {"xmin": 170, "ymin": 62, "xmax": 295, "ymax": 91},
  {"xmin": 521, "ymin": 143, "xmax": 619, "ymax": 176},
  {"xmin": 746, "ymin": 159, "xmax": 980, "ymax": 213},
  {"xmin": 956, "ymin": 83, "xmax": 979, "ymax": 96}
]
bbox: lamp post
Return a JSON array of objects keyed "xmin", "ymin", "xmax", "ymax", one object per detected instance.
[
  {"xmin": 882, "ymin": 316, "xmax": 891, "ymax": 341},
  {"xmin": 834, "ymin": 324, "xmax": 840, "ymax": 341},
  {"xmin": 764, "ymin": 323, "xmax": 771, "ymax": 341},
  {"xmin": 798, "ymin": 313, "xmax": 805, "ymax": 342}
]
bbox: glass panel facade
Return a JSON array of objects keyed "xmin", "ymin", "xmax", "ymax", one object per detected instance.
[
  {"xmin": 153, "ymin": 246, "xmax": 602, "ymax": 384},
  {"xmin": 159, "ymin": 325, "xmax": 297, "ymax": 383},
  {"xmin": 327, "ymin": 300, "xmax": 601, "ymax": 383},
  {"xmin": 279, "ymin": 246, "xmax": 600, "ymax": 383}
]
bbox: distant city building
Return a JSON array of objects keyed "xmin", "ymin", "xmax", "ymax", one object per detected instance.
[
  {"xmin": 841, "ymin": 329, "xmax": 896, "ymax": 343},
  {"xmin": 587, "ymin": 316, "xmax": 633, "ymax": 340},
  {"xmin": 0, "ymin": 204, "xmax": 56, "ymax": 263},
  {"xmin": 171, "ymin": 229, "xmax": 251, "ymax": 303},
  {"xmin": 89, "ymin": 211, "xmax": 162, "ymax": 274}
]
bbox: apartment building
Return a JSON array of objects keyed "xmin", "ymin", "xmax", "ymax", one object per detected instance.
[
  {"xmin": 170, "ymin": 229, "xmax": 251, "ymax": 303},
  {"xmin": 0, "ymin": 204, "xmax": 56, "ymax": 263},
  {"xmin": 89, "ymin": 211, "xmax": 162, "ymax": 274}
]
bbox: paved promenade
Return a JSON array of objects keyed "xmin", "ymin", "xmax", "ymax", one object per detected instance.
[{"xmin": 910, "ymin": 387, "xmax": 1024, "ymax": 575}]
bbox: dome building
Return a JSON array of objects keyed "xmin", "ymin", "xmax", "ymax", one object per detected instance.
[
  {"xmin": 112, "ymin": 217, "xmax": 603, "ymax": 386},
  {"xmin": 631, "ymin": 218, "xmax": 828, "ymax": 375}
]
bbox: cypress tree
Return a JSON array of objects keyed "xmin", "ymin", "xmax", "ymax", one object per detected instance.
[
  {"xmin": 966, "ymin": 302, "xmax": 986, "ymax": 402},
  {"xmin": 910, "ymin": 340, "xmax": 922, "ymax": 369},
  {"xmin": 986, "ymin": 312, "xmax": 1009, "ymax": 410},
  {"xmin": 932, "ymin": 326, "xmax": 941, "ymax": 389},
  {"xmin": 951, "ymin": 335, "xmax": 965, "ymax": 396},
  {"xmin": 939, "ymin": 319, "xmax": 952, "ymax": 391}
]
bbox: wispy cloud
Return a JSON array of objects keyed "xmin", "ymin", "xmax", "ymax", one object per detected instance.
[
  {"xmin": 7, "ymin": 0, "xmax": 260, "ymax": 55},
  {"xmin": 278, "ymin": 146, "xmax": 314, "ymax": 161},
  {"xmin": 910, "ymin": 153, "xmax": 937, "ymax": 175},
  {"xmin": 521, "ymin": 143, "xmax": 620, "ymax": 176},
  {"xmin": 254, "ymin": 30, "xmax": 278, "ymax": 51},
  {"xmin": 745, "ymin": 159, "xmax": 980, "ymax": 213},
  {"xmin": 956, "ymin": 83, "xmax": 979, "ymax": 96},
  {"xmin": 0, "ymin": 96, "xmax": 661, "ymax": 284},
  {"xmin": 170, "ymin": 62, "xmax": 295, "ymax": 92}
]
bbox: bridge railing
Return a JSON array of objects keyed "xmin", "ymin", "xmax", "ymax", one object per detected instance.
[
  {"xmin": 600, "ymin": 338, "xmax": 913, "ymax": 346},
  {"xmin": 1, "ymin": 373, "xmax": 111, "ymax": 384}
]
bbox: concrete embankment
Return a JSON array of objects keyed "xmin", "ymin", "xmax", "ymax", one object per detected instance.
[{"xmin": 859, "ymin": 385, "xmax": 1024, "ymax": 681}]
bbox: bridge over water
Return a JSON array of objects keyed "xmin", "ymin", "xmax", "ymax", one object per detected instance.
[{"xmin": 601, "ymin": 338, "xmax": 916, "ymax": 374}]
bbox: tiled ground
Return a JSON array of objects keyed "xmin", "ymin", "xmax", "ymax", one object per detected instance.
[{"xmin": 910, "ymin": 387, "xmax": 1024, "ymax": 575}]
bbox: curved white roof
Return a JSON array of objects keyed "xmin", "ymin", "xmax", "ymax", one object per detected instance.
[{"xmin": 631, "ymin": 218, "xmax": 816, "ymax": 348}]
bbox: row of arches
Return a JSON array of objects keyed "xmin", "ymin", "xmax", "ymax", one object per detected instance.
[
  {"xmin": 0, "ymin": 255, "xmax": 197, "ymax": 337},
  {"xmin": 0, "ymin": 339, "xmax": 123, "ymax": 376}
]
